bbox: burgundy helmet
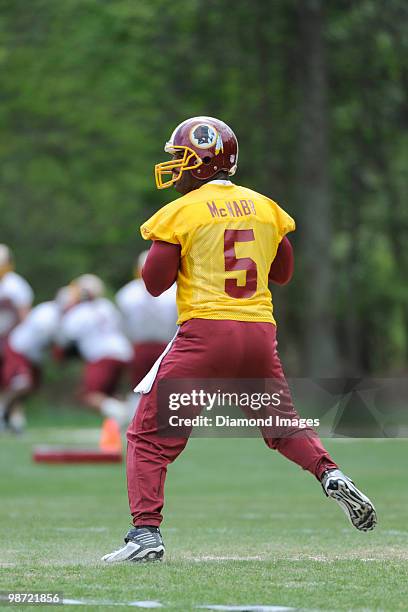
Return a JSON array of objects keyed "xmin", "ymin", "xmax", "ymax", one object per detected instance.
[{"xmin": 155, "ymin": 116, "xmax": 239, "ymax": 189}]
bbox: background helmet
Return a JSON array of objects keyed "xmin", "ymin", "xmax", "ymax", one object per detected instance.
[
  {"xmin": 74, "ymin": 274, "xmax": 105, "ymax": 300},
  {"xmin": 55, "ymin": 285, "xmax": 78, "ymax": 312},
  {"xmin": 155, "ymin": 116, "xmax": 239, "ymax": 189}
]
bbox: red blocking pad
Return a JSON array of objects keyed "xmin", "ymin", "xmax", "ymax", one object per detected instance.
[{"xmin": 32, "ymin": 446, "xmax": 122, "ymax": 464}]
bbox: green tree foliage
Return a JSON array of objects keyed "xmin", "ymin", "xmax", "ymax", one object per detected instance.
[{"xmin": 0, "ymin": 0, "xmax": 406, "ymax": 374}]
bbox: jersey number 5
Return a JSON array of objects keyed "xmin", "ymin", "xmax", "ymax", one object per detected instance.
[{"xmin": 224, "ymin": 229, "xmax": 257, "ymax": 298}]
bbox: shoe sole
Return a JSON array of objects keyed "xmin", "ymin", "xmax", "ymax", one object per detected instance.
[
  {"xmin": 129, "ymin": 548, "xmax": 165, "ymax": 562},
  {"xmin": 102, "ymin": 544, "xmax": 165, "ymax": 563},
  {"xmin": 326, "ymin": 478, "xmax": 377, "ymax": 531}
]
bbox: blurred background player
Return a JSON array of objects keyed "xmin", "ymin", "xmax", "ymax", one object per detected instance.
[
  {"xmin": 0, "ymin": 244, "xmax": 34, "ymax": 430},
  {"xmin": 116, "ymin": 251, "xmax": 177, "ymax": 388},
  {"xmin": 0, "ymin": 286, "xmax": 72, "ymax": 433},
  {"xmin": 0, "ymin": 244, "xmax": 34, "ymax": 354},
  {"xmin": 57, "ymin": 274, "xmax": 133, "ymax": 427}
]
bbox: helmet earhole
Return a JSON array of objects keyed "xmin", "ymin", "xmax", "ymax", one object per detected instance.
[{"xmin": 202, "ymin": 156, "xmax": 212, "ymax": 164}]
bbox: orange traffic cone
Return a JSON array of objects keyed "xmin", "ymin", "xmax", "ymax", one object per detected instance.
[{"xmin": 99, "ymin": 418, "xmax": 122, "ymax": 452}]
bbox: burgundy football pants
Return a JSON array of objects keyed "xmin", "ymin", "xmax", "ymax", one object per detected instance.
[
  {"xmin": 126, "ymin": 319, "xmax": 337, "ymax": 527},
  {"xmin": 130, "ymin": 342, "xmax": 167, "ymax": 388}
]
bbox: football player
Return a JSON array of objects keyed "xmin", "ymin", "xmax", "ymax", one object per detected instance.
[
  {"xmin": 0, "ymin": 244, "xmax": 33, "ymax": 354},
  {"xmin": 0, "ymin": 244, "xmax": 34, "ymax": 430},
  {"xmin": 57, "ymin": 274, "xmax": 133, "ymax": 427},
  {"xmin": 115, "ymin": 252, "xmax": 177, "ymax": 388},
  {"xmin": 0, "ymin": 287, "xmax": 74, "ymax": 433},
  {"xmin": 103, "ymin": 116, "xmax": 377, "ymax": 563}
]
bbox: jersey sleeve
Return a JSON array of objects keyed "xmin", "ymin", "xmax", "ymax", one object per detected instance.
[
  {"xmin": 4, "ymin": 273, "xmax": 34, "ymax": 308},
  {"xmin": 270, "ymin": 200, "xmax": 296, "ymax": 241},
  {"xmin": 140, "ymin": 202, "xmax": 186, "ymax": 247}
]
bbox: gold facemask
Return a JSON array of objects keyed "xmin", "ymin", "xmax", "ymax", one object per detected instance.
[{"xmin": 154, "ymin": 145, "xmax": 203, "ymax": 189}]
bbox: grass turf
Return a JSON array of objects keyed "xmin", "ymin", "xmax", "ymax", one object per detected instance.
[{"xmin": 0, "ymin": 412, "xmax": 407, "ymax": 611}]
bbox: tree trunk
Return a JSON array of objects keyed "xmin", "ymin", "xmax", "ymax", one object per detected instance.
[{"xmin": 295, "ymin": 0, "xmax": 340, "ymax": 376}]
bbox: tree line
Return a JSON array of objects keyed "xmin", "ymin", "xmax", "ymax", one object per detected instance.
[{"xmin": 1, "ymin": 0, "xmax": 407, "ymax": 375}]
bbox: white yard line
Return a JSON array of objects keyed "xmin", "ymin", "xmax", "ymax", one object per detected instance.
[
  {"xmin": 62, "ymin": 603, "xmax": 296, "ymax": 611},
  {"xmin": 198, "ymin": 606, "xmax": 296, "ymax": 611},
  {"xmin": 63, "ymin": 600, "xmax": 163, "ymax": 608},
  {"xmin": 192, "ymin": 555, "xmax": 266, "ymax": 562}
]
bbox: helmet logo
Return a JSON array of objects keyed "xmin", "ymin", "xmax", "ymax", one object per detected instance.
[{"xmin": 190, "ymin": 123, "xmax": 218, "ymax": 149}]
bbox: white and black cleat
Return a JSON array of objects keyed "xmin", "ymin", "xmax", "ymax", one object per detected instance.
[
  {"xmin": 321, "ymin": 469, "xmax": 377, "ymax": 532},
  {"xmin": 102, "ymin": 527, "xmax": 165, "ymax": 563}
]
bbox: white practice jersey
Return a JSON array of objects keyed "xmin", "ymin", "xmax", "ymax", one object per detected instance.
[
  {"xmin": 58, "ymin": 297, "xmax": 133, "ymax": 363},
  {"xmin": 116, "ymin": 279, "xmax": 177, "ymax": 344},
  {"xmin": 9, "ymin": 301, "xmax": 60, "ymax": 364},
  {"xmin": 0, "ymin": 271, "xmax": 34, "ymax": 308},
  {"xmin": 0, "ymin": 272, "xmax": 34, "ymax": 340}
]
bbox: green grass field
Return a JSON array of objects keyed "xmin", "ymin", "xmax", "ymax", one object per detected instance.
[{"xmin": 1, "ymin": 407, "xmax": 407, "ymax": 611}]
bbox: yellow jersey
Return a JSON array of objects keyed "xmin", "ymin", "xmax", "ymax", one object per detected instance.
[{"xmin": 140, "ymin": 181, "xmax": 295, "ymax": 325}]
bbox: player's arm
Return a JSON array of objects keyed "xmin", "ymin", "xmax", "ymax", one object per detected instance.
[
  {"xmin": 268, "ymin": 236, "xmax": 294, "ymax": 286},
  {"xmin": 142, "ymin": 241, "xmax": 180, "ymax": 297}
]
